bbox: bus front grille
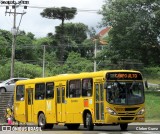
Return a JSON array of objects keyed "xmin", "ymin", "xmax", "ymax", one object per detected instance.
[
  {"xmin": 125, "ymin": 107, "xmax": 139, "ymax": 111},
  {"xmin": 118, "ymin": 112, "xmax": 135, "ymax": 116},
  {"xmin": 120, "ymin": 117, "xmax": 134, "ymax": 120}
]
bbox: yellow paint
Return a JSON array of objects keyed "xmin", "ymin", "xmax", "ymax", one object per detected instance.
[{"xmin": 14, "ymin": 70, "xmax": 145, "ymax": 126}]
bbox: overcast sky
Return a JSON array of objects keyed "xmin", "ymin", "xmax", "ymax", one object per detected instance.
[{"xmin": 0, "ymin": 0, "xmax": 104, "ymax": 38}]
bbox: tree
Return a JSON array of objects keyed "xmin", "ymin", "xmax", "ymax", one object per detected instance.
[
  {"xmin": 63, "ymin": 51, "xmax": 93, "ymax": 73},
  {"xmin": 33, "ymin": 37, "xmax": 56, "ymax": 66},
  {"xmin": 0, "ymin": 61, "xmax": 47, "ymax": 80},
  {"xmin": 27, "ymin": 32, "xmax": 35, "ymax": 40},
  {"xmin": 40, "ymin": 7, "xmax": 77, "ymax": 63},
  {"xmin": 0, "ymin": 30, "xmax": 12, "ymax": 59},
  {"xmin": 55, "ymin": 22, "xmax": 88, "ymax": 44},
  {"xmin": 54, "ymin": 22, "xmax": 88, "ymax": 60},
  {"xmin": 0, "ymin": 29, "xmax": 12, "ymax": 44},
  {"xmin": 99, "ymin": 0, "xmax": 160, "ymax": 66},
  {"xmin": 15, "ymin": 34, "xmax": 36, "ymax": 62}
]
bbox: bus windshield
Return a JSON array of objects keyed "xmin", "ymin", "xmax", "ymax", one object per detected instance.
[{"xmin": 106, "ymin": 81, "xmax": 144, "ymax": 105}]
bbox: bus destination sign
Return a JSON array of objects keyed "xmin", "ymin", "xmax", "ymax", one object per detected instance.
[{"xmin": 106, "ymin": 72, "xmax": 142, "ymax": 80}]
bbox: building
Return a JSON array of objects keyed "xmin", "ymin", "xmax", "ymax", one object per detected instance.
[{"xmin": 98, "ymin": 26, "xmax": 112, "ymax": 45}]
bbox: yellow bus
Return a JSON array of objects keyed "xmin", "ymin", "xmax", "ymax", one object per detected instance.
[{"xmin": 14, "ymin": 70, "xmax": 145, "ymax": 130}]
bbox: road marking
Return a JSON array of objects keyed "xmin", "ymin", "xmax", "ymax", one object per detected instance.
[{"xmin": 142, "ymin": 132, "xmax": 160, "ymax": 134}]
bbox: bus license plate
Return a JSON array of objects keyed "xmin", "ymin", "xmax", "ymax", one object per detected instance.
[{"xmin": 115, "ymin": 108, "xmax": 125, "ymax": 111}]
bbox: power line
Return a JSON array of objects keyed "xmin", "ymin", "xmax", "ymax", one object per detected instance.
[
  {"xmin": 26, "ymin": 5, "xmax": 99, "ymax": 12},
  {"xmin": 0, "ymin": 42, "xmax": 107, "ymax": 49},
  {"xmin": 1, "ymin": 5, "xmax": 99, "ymax": 13}
]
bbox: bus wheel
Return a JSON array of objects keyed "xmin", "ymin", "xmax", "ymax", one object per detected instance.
[
  {"xmin": 120, "ymin": 123, "xmax": 128, "ymax": 131},
  {"xmin": 86, "ymin": 113, "xmax": 94, "ymax": 131},
  {"xmin": 38, "ymin": 113, "xmax": 46, "ymax": 129}
]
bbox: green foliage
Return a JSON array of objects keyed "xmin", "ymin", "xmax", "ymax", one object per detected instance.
[
  {"xmin": 33, "ymin": 37, "xmax": 54, "ymax": 62},
  {"xmin": 99, "ymin": 0, "xmax": 160, "ymax": 66},
  {"xmin": 0, "ymin": 36, "xmax": 10, "ymax": 58},
  {"xmin": 26, "ymin": 32, "xmax": 35, "ymax": 40},
  {"xmin": 14, "ymin": 61, "xmax": 46, "ymax": 78},
  {"xmin": 0, "ymin": 61, "xmax": 46, "ymax": 80},
  {"xmin": 41, "ymin": 7, "xmax": 77, "ymax": 63},
  {"xmin": 0, "ymin": 60, "xmax": 11, "ymax": 80},
  {"xmin": 0, "ymin": 30, "xmax": 12, "ymax": 58},
  {"xmin": 41, "ymin": 7, "xmax": 77, "ymax": 25},
  {"xmin": 64, "ymin": 51, "xmax": 93, "ymax": 73},
  {"xmin": 55, "ymin": 22, "xmax": 88, "ymax": 44},
  {"xmin": 0, "ymin": 29, "xmax": 12, "ymax": 44},
  {"xmin": 45, "ymin": 51, "xmax": 59, "ymax": 73},
  {"xmin": 1, "ymin": 1, "xmax": 160, "ymax": 80},
  {"xmin": 143, "ymin": 67, "xmax": 160, "ymax": 79},
  {"xmin": 15, "ymin": 35, "xmax": 37, "ymax": 61}
]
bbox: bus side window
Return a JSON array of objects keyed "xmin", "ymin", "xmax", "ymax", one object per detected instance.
[
  {"xmin": 69, "ymin": 80, "xmax": 81, "ymax": 98},
  {"xmin": 82, "ymin": 78, "xmax": 93, "ymax": 97},
  {"xmin": 16, "ymin": 85, "xmax": 25, "ymax": 101},
  {"xmin": 35, "ymin": 83, "xmax": 45, "ymax": 100},
  {"xmin": 69, "ymin": 84, "xmax": 75, "ymax": 97},
  {"xmin": 46, "ymin": 82, "xmax": 54, "ymax": 99}
]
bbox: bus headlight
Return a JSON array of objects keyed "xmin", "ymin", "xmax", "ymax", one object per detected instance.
[
  {"xmin": 137, "ymin": 108, "xmax": 145, "ymax": 115},
  {"xmin": 106, "ymin": 107, "xmax": 117, "ymax": 115}
]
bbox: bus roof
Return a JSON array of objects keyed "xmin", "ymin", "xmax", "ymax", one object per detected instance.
[{"xmin": 16, "ymin": 70, "xmax": 141, "ymax": 85}]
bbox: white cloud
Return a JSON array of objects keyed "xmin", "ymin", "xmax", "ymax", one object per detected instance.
[{"xmin": 0, "ymin": 0, "xmax": 104, "ymax": 38}]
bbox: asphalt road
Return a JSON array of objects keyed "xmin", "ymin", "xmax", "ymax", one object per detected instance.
[{"xmin": 0, "ymin": 123, "xmax": 160, "ymax": 134}]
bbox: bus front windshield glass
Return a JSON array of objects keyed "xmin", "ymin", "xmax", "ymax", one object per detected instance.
[{"xmin": 106, "ymin": 81, "xmax": 144, "ymax": 105}]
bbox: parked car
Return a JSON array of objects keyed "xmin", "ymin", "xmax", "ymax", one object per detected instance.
[{"xmin": 0, "ymin": 78, "xmax": 28, "ymax": 93}]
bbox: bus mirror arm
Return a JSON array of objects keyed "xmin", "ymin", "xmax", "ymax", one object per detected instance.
[
  {"xmin": 145, "ymin": 80, "xmax": 148, "ymax": 89},
  {"xmin": 104, "ymin": 82, "xmax": 107, "ymax": 89}
]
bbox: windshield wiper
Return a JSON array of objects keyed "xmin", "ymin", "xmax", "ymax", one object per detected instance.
[{"xmin": 129, "ymin": 81, "xmax": 136, "ymax": 90}]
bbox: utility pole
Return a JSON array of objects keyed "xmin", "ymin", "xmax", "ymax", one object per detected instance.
[
  {"xmin": 5, "ymin": 4, "xmax": 27, "ymax": 78},
  {"xmin": 94, "ymin": 39, "xmax": 97, "ymax": 72},
  {"xmin": 10, "ymin": 7, "xmax": 16, "ymax": 78},
  {"xmin": 42, "ymin": 45, "xmax": 46, "ymax": 77}
]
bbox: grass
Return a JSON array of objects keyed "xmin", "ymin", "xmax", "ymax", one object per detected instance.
[{"xmin": 145, "ymin": 91, "xmax": 160, "ymax": 121}]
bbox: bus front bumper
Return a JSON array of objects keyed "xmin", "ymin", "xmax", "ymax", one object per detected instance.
[{"xmin": 105, "ymin": 114, "xmax": 145, "ymax": 124}]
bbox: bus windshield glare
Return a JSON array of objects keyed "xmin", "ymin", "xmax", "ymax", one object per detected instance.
[{"xmin": 106, "ymin": 72, "xmax": 144, "ymax": 105}]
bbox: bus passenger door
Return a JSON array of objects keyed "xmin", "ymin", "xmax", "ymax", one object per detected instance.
[
  {"xmin": 27, "ymin": 89, "xmax": 33, "ymax": 122},
  {"xmin": 56, "ymin": 85, "xmax": 66, "ymax": 122},
  {"xmin": 95, "ymin": 83, "xmax": 104, "ymax": 122}
]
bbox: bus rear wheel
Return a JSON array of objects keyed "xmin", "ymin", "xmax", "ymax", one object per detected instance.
[
  {"xmin": 86, "ymin": 113, "xmax": 94, "ymax": 130},
  {"xmin": 38, "ymin": 113, "xmax": 46, "ymax": 129},
  {"xmin": 120, "ymin": 123, "xmax": 128, "ymax": 131}
]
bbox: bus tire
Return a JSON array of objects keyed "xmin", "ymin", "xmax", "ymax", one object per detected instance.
[
  {"xmin": 120, "ymin": 123, "xmax": 128, "ymax": 131},
  {"xmin": 38, "ymin": 113, "xmax": 46, "ymax": 129},
  {"xmin": 86, "ymin": 113, "xmax": 94, "ymax": 131}
]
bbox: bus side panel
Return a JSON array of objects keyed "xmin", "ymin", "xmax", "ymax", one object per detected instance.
[
  {"xmin": 45, "ymin": 99, "xmax": 56, "ymax": 123},
  {"xmin": 33, "ymin": 100, "xmax": 46, "ymax": 123},
  {"xmin": 65, "ymin": 98, "xmax": 84, "ymax": 123},
  {"xmin": 14, "ymin": 101, "xmax": 27, "ymax": 123}
]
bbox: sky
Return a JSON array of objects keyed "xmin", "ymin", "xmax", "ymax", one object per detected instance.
[{"xmin": 0, "ymin": 0, "xmax": 105, "ymax": 38}]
